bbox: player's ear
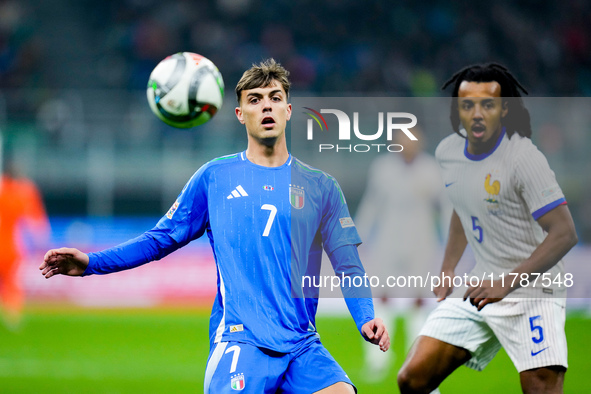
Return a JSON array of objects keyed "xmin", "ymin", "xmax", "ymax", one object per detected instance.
[
  {"xmin": 501, "ymin": 100, "xmax": 509, "ymax": 118},
  {"xmin": 235, "ymin": 107, "xmax": 245, "ymax": 124},
  {"xmin": 286, "ymin": 103, "xmax": 292, "ymax": 121}
]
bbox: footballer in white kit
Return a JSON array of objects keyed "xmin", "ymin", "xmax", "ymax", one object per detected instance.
[
  {"xmin": 428, "ymin": 127, "xmax": 569, "ymax": 372},
  {"xmin": 397, "ymin": 63, "xmax": 578, "ymax": 394},
  {"xmin": 435, "ymin": 126, "xmax": 567, "ymax": 299}
]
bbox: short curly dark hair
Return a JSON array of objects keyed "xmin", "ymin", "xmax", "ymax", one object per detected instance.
[{"xmin": 235, "ymin": 58, "xmax": 291, "ymax": 104}]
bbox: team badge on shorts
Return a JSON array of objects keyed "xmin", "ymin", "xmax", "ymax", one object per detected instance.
[
  {"xmin": 231, "ymin": 373, "xmax": 245, "ymax": 390},
  {"xmin": 290, "ymin": 185, "xmax": 305, "ymax": 209}
]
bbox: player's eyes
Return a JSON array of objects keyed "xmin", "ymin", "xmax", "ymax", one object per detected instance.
[{"xmin": 461, "ymin": 103, "xmax": 472, "ymax": 110}]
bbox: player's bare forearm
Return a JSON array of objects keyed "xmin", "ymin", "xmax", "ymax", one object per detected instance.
[
  {"xmin": 440, "ymin": 210, "xmax": 468, "ymax": 272},
  {"xmin": 464, "ymin": 205, "xmax": 577, "ymax": 310},
  {"xmin": 435, "ymin": 210, "xmax": 468, "ymax": 300},
  {"xmin": 361, "ymin": 318, "xmax": 390, "ymax": 352},
  {"xmin": 508, "ymin": 205, "xmax": 577, "ymax": 289},
  {"xmin": 40, "ymin": 247, "xmax": 89, "ymax": 278}
]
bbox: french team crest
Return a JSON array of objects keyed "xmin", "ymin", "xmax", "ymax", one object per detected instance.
[
  {"xmin": 231, "ymin": 373, "xmax": 245, "ymax": 391},
  {"xmin": 484, "ymin": 173, "xmax": 501, "ymax": 203},
  {"xmin": 290, "ymin": 185, "xmax": 305, "ymax": 209},
  {"xmin": 484, "ymin": 172, "xmax": 503, "ymax": 216}
]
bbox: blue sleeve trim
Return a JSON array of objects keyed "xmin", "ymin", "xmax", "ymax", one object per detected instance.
[
  {"xmin": 82, "ymin": 253, "xmax": 99, "ymax": 276},
  {"xmin": 532, "ymin": 198, "xmax": 566, "ymax": 220},
  {"xmin": 344, "ymin": 297, "xmax": 375, "ymax": 336}
]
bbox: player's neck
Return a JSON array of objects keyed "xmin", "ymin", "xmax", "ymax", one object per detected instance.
[
  {"xmin": 467, "ymin": 126, "xmax": 503, "ymax": 156},
  {"xmin": 246, "ymin": 136, "xmax": 289, "ymax": 167}
]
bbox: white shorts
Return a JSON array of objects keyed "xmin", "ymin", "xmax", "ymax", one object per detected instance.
[{"xmin": 419, "ymin": 298, "xmax": 567, "ymax": 372}]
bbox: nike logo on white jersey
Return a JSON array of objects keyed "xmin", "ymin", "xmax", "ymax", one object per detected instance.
[
  {"xmin": 227, "ymin": 185, "xmax": 249, "ymax": 199},
  {"xmin": 531, "ymin": 347, "xmax": 549, "ymax": 356}
]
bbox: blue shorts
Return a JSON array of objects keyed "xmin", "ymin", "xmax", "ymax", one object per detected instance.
[{"xmin": 204, "ymin": 336, "xmax": 355, "ymax": 393}]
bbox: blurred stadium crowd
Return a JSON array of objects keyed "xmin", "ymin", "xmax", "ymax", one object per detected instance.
[
  {"xmin": 1, "ymin": 0, "xmax": 591, "ymax": 243},
  {"xmin": 2, "ymin": 0, "xmax": 591, "ymax": 94}
]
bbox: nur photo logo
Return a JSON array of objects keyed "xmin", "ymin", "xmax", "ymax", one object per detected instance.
[{"xmin": 302, "ymin": 106, "xmax": 418, "ymax": 153}]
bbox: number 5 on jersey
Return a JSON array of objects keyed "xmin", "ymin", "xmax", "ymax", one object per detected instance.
[
  {"xmin": 471, "ymin": 216, "xmax": 483, "ymax": 243},
  {"xmin": 261, "ymin": 204, "xmax": 277, "ymax": 237}
]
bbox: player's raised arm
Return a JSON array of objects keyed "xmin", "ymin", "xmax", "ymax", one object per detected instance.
[
  {"xmin": 435, "ymin": 209, "xmax": 468, "ymax": 301},
  {"xmin": 40, "ymin": 247, "xmax": 89, "ymax": 278},
  {"xmin": 38, "ymin": 161, "xmax": 209, "ymax": 280}
]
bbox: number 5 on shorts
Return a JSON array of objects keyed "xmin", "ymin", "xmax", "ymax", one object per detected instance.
[{"xmin": 529, "ymin": 315, "xmax": 544, "ymax": 344}]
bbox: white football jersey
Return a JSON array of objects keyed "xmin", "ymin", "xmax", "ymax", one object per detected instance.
[{"xmin": 436, "ymin": 128, "xmax": 567, "ymax": 297}]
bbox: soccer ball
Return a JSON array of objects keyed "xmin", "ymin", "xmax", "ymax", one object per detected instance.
[{"xmin": 147, "ymin": 52, "xmax": 224, "ymax": 128}]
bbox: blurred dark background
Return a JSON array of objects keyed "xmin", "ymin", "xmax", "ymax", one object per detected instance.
[{"xmin": 3, "ymin": 0, "xmax": 591, "ymax": 94}]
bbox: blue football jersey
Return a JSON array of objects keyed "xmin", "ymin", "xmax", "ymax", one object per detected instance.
[
  {"xmin": 85, "ymin": 151, "xmax": 372, "ymax": 353},
  {"xmin": 154, "ymin": 151, "xmax": 363, "ymax": 352}
]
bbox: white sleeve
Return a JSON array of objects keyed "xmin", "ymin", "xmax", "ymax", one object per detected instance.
[{"xmin": 514, "ymin": 144, "xmax": 566, "ymax": 220}]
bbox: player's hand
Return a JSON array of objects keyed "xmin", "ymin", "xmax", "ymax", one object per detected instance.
[
  {"xmin": 463, "ymin": 280, "xmax": 509, "ymax": 311},
  {"xmin": 361, "ymin": 318, "xmax": 390, "ymax": 352},
  {"xmin": 40, "ymin": 247, "xmax": 89, "ymax": 278},
  {"xmin": 433, "ymin": 270, "xmax": 454, "ymax": 302}
]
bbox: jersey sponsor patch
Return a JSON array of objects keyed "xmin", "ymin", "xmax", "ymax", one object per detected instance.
[
  {"xmin": 231, "ymin": 373, "xmax": 245, "ymax": 390},
  {"xmin": 541, "ymin": 185, "xmax": 560, "ymax": 199},
  {"xmin": 263, "ymin": 185, "xmax": 274, "ymax": 191},
  {"xmin": 230, "ymin": 324, "xmax": 244, "ymax": 333},
  {"xmin": 166, "ymin": 201, "xmax": 179, "ymax": 219},
  {"xmin": 339, "ymin": 217, "xmax": 355, "ymax": 228}
]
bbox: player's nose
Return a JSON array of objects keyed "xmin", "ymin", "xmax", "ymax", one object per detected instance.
[{"xmin": 473, "ymin": 104, "xmax": 483, "ymax": 119}]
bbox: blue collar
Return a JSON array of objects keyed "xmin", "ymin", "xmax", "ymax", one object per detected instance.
[{"xmin": 464, "ymin": 127, "xmax": 506, "ymax": 161}]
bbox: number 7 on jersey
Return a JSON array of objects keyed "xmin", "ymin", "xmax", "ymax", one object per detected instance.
[{"xmin": 261, "ymin": 204, "xmax": 277, "ymax": 237}]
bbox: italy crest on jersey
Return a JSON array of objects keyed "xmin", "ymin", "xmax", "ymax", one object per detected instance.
[
  {"xmin": 290, "ymin": 185, "xmax": 305, "ymax": 209},
  {"xmin": 231, "ymin": 373, "xmax": 245, "ymax": 390}
]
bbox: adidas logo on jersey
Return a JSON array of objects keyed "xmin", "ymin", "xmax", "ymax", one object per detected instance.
[{"xmin": 227, "ymin": 185, "xmax": 249, "ymax": 199}]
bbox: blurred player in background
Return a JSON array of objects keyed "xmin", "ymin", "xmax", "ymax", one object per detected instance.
[
  {"xmin": 40, "ymin": 59, "xmax": 389, "ymax": 393},
  {"xmin": 0, "ymin": 148, "xmax": 50, "ymax": 330},
  {"xmin": 397, "ymin": 63, "xmax": 578, "ymax": 393},
  {"xmin": 355, "ymin": 127, "xmax": 450, "ymax": 380}
]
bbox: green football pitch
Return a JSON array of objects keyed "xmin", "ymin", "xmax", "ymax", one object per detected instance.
[{"xmin": 1, "ymin": 307, "xmax": 589, "ymax": 393}]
